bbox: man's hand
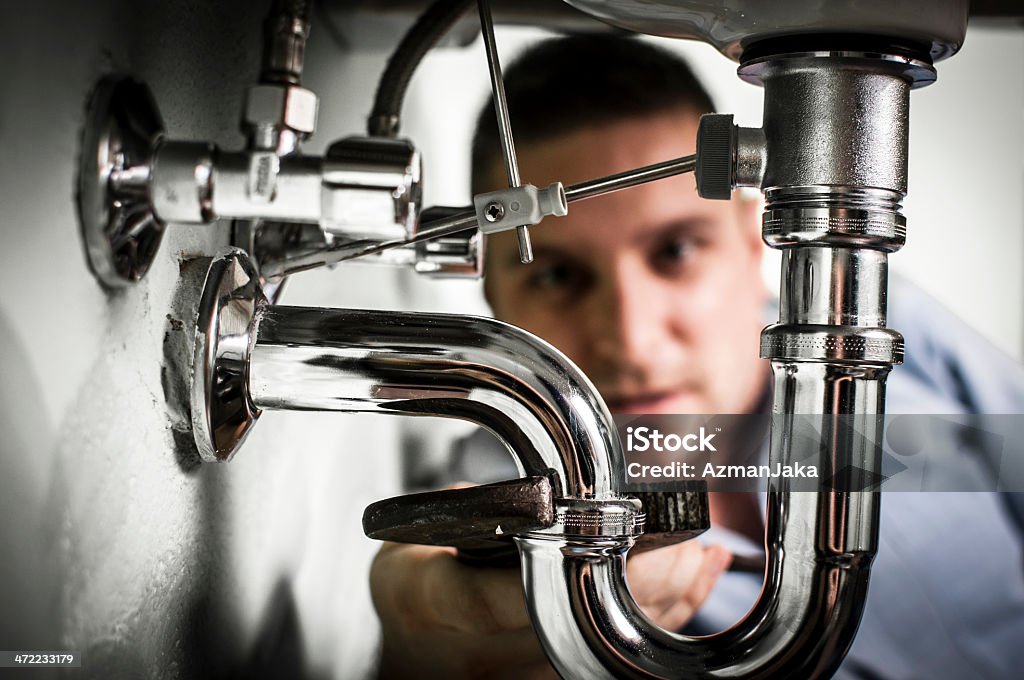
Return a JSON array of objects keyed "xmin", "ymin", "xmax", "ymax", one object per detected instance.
[
  {"xmin": 627, "ymin": 541, "xmax": 732, "ymax": 631},
  {"xmin": 371, "ymin": 542, "xmax": 552, "ymax": 680},
  {"xmin": 370, "ymin": 539, "xmax": 732, "ymax": 679}
]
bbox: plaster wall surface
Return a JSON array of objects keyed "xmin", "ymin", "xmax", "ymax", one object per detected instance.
[{"xmin": 0, "ymin": 2, "xmax": 418, "ymax": 678}]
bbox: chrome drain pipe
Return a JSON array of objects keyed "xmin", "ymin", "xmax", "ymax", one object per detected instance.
[{"xmin": 514, "ymin": 51, "xmax": 922, "ymax": 679}]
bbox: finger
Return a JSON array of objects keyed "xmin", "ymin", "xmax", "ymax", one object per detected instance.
[
  {"xmin": 641, "ymin": 542, "xmax": 707, "ymax": 625},
  {"xmin": 426, "ymin": 554, "xmax": 531, "ymax": 634},
  {"xmin": 372, "ymin": 542, "xmax": 531, "ymax": 636},
  {"xmin": 624, "ymin": 542, "xmax": 731, "ymax": 629},
  {"xmin": 658, "ymin": 545, "xmax": 732, "ymax": 630},
  {"xmin": 625, "ymin": 541, "xmax": 706, "ymax": 611},
  {"xmin": 465, "ymin": 627, "xmax": 557, "ymax": 679},
  {"xmin": 371, "ymin": 542, "xmax": 442, "ymax": 633}
]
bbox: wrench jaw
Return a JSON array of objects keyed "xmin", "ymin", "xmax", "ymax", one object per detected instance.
[{"xmin": 361, "ymin": 477, "xmax": 710, "ymax": 565}]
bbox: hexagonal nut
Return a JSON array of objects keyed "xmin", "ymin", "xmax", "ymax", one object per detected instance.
[{"xmin": 243, "ymin": 84, "xmax": 318, "ymax": 135}]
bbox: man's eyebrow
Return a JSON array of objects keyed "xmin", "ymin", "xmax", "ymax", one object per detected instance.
[
  {"xmin": 636, "ymin": 216, "xmax": 717, "ymax": 246},
  {"xmin": 494, "ymin": 217, "xmax": 718, "ymax": 268}
]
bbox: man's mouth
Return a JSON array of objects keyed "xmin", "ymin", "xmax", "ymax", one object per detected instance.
[{"xmin": 603, "ymin": 388, "xmax": 698, "ymax": 415}]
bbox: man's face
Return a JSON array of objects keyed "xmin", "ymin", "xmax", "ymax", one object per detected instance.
[{"xmin": 484, "ymin": 109, "xmax": 769, "ymax": 415}]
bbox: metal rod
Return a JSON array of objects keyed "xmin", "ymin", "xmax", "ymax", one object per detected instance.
[
  {"xmin": 259, "ymin": 153, "xmax": 699, "ymax": 276},
  {"xmin": 478, "ymin": 0, "xmax": 519, "ymax": 187},
  {"xmin": 477, "ymin": 0, "xmax": 532, "ymax": 263},
  {"xmin": 565, "ymin": 154, "xmax": 696, "ymax": 202}
]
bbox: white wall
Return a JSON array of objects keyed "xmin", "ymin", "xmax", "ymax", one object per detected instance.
[{"xmin": 901, "ymin": 27, "xmax": 1024, "ymax": 361}]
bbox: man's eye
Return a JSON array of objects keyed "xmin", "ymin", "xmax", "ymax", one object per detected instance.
[
  {"xmin": 653, "ymin": 237, "xmax": 693, "ymax": 271},
  {"xmin": 526, "ymin": 262, "xmax": 586, "ymax": 292}
]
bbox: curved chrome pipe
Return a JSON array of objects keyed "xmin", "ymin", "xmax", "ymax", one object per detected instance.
[
  {"xmin": 250, "ymin": 305, "xmax": 625, "ymax": 498},
  {"xmin": 518, "ymin": 362, "xmax": 888, "ymax": 679},
  {"xmin": 192, "ymin": 248, "xmax": 621, "ymax": 499}
]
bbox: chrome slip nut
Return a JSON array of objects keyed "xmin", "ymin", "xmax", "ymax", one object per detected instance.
[{"xmin": 526, "ymin": 497, "xmax": 646, "ymax": 540}]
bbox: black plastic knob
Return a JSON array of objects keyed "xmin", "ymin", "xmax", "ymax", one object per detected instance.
[{"xmin": 696, "ymin": 114, "xmax": 736, "ymax": 200}]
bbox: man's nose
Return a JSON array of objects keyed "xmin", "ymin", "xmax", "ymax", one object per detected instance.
[{"xmin": 588, "ymin": 265, "xmax": 674, "ymax": 372}]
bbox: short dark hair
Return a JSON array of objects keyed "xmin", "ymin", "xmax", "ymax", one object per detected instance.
[{"xmin": 471, "ymin": 35, "xmax": 716, "ymax": 192}]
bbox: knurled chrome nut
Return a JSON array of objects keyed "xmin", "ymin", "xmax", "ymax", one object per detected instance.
[{"xmin": 243, "ymin": 84, "xmax": 318, "ymax": 135}]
